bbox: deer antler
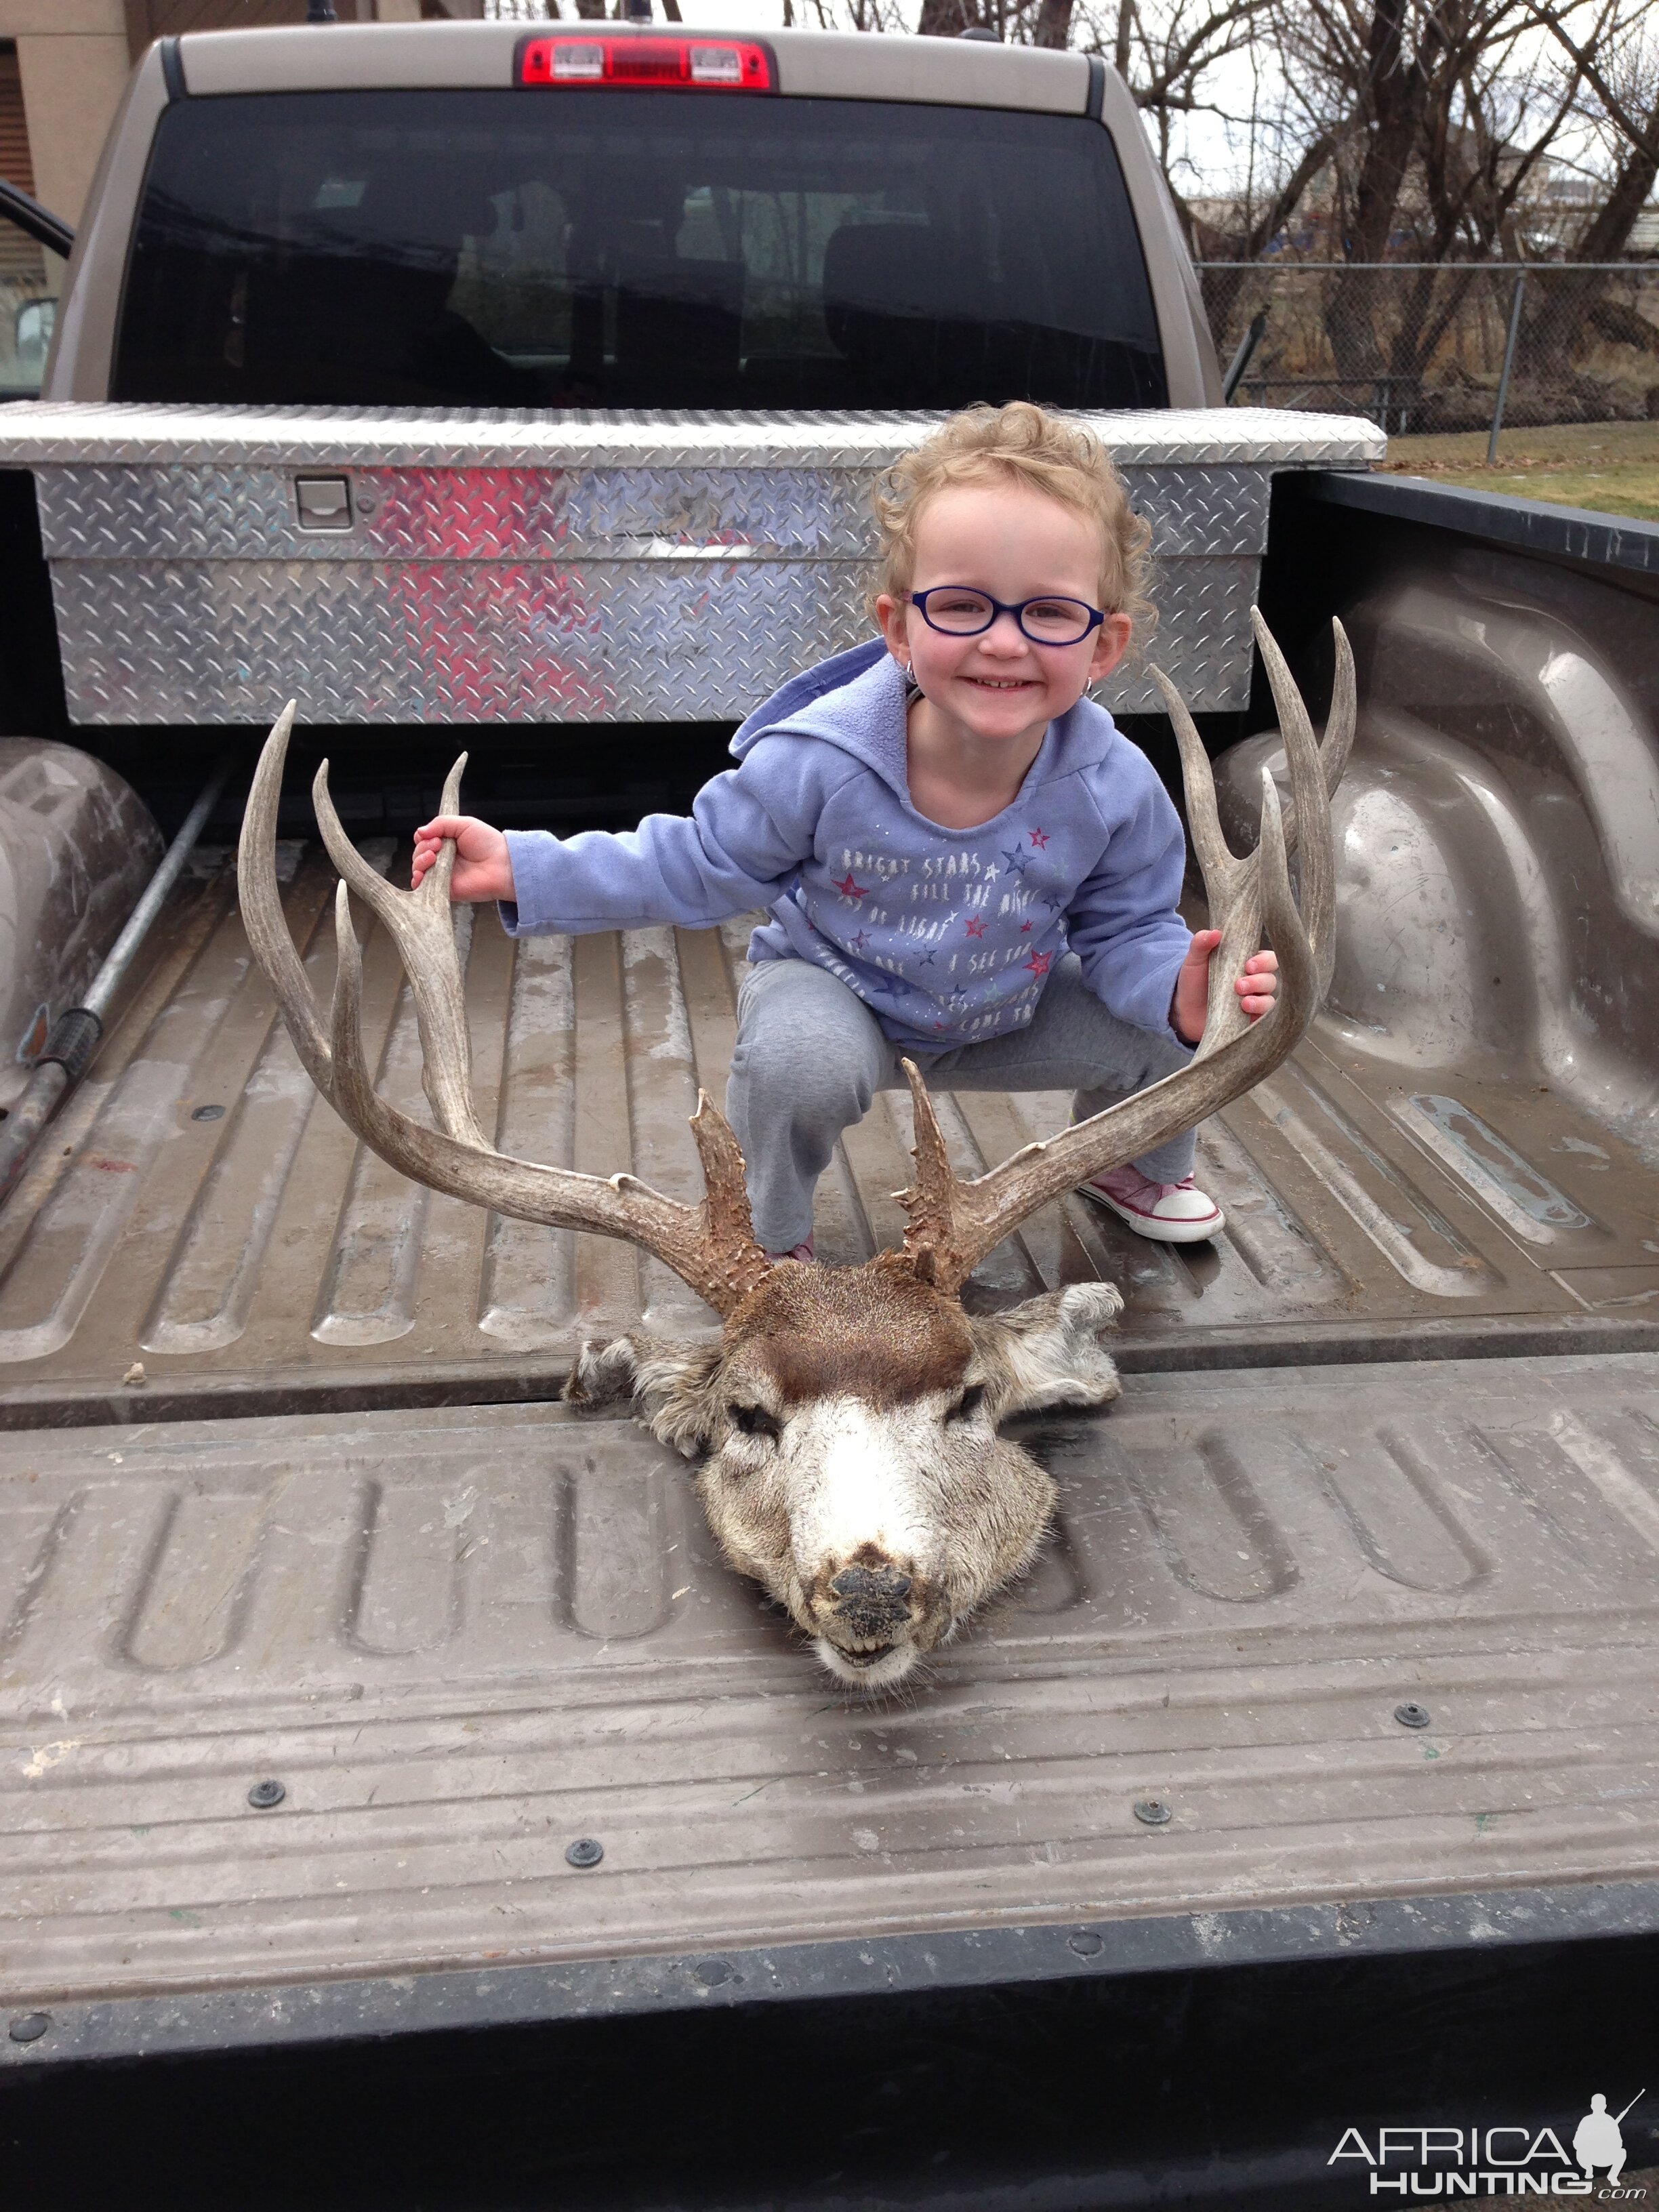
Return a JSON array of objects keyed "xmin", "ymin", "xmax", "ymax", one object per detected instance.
[
  {"xmin": 1161, "ymin": 607, "xmax": 1355, "ymax": 1048},
  {"xmin": 897, "ymin": 614, "xmax": 1355, "ymax": 1294},
  {"xmin": 237, "ymin": 706, "xmax": 769, "ymax": 1317}
]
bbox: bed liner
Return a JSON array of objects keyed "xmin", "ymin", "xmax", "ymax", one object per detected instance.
[
  {"xmin": 5, "ymin": 1348, "xmax": 1659, "ymax": 2058},
  {"xmin": 0, "ymin": 853, "xmax": 1651, "ymax": 1433}
]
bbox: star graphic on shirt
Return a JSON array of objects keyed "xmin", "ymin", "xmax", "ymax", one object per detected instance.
[
  {"xmin": 1029, "ymin": 828, "xmax": 1050, "ymax": 848},
  {"xmin": 918, "ymin": 948, "xmax": 937, "ymax": 966},
  {"xmin": 1042, "ymin": 890, "xmax": 1067, "ymax": 912},
  {"xmin": 851, "ymin": 929, "xmax": 869, "ymax": 951},
  {"xmin": 964, "ymin": 916, "xmax": 986, "ymax": 939},
  {"xmin": 832, "ymin": 871, "xmax": 868, "ymax": 899},
  {"xmin": 1020, "ymin": 919, "xmax": 1033, "ymax": 933},
  {"xmin": 1000, "ymin": 845, "xmax": 1030, "ymax": 876},
  {"xmin": 1023, "ymin": 949, "xmax": 1054, "ymax": 977}
]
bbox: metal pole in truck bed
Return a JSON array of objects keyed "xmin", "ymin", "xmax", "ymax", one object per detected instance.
[{"xmin": 0, "ymin": 757, "xmax": 234, "ymax": 1209}]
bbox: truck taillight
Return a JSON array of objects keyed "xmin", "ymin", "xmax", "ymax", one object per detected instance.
[{"xmin": 516, "ymin": 35, "xmax": 775, "ymax": 91}]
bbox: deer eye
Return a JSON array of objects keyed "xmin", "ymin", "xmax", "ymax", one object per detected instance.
[
  {"xmin": 947, "ymin": 1384, "xmax": 987, "ymax": 1424},
  {"xmin": 727, "ymin": 1401, "xmax": 781, "ymax": 1443}
]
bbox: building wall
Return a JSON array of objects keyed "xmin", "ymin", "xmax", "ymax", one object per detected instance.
[
  {"xmin": 0, "ymin": 0, "xmax": 480, "ymax": 232},
  {"xmin": 0, "ymin": 1, "xmax": 130, "ymax": 229}
]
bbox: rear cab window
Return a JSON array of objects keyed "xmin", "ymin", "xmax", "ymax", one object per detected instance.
[{"xmin": 112, "ymin": 87, "xmax": 1167, "ymax": 410}]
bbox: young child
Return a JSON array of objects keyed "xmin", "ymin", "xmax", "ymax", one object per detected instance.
[{"xmin": 411, "ymin": 403, "xmax": 1277, "ymax": 1261}]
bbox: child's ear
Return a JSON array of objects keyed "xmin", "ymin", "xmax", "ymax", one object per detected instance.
[
  {"xmin": 874, "ymin": 592, "xmax": 912, "ymax": 668},
  {"xmin": 1089, "ymin": 612, "xmax": 1134, "ymax": 685}
]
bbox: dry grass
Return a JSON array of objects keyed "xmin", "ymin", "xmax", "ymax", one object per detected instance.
[{"xmin": 1381, "ymin": 418, "xmax": 1659, "ymax": 522}]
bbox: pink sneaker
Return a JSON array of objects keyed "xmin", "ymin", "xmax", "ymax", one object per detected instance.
[
  {"xmin": 1080, "ymin": 1164, "xmax": 1224, "ymax": 1244},
  {"xmin": 765, "ymin": 1240, "xmax": 815, "ymax": 1265}
]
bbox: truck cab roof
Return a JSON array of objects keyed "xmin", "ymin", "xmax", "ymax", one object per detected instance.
[{"xmin": 47, "ymin": 20, "xmax": 1217, "ymax": 408}]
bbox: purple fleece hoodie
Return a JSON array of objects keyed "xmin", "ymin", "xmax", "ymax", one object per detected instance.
[{"xmin": 500, "ymin": 640, "xmax": 1192, "ymax": 1054}]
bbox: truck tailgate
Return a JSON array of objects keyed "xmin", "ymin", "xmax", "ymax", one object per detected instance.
[{"xmin": 5, "ymin": 1348, "xmax": 1659, "ymax": 2057}]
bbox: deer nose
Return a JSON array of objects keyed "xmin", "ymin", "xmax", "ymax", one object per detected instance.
[{"xmin": 827, "ymin": 1562, "xmax": 914, "ymax": 1633}]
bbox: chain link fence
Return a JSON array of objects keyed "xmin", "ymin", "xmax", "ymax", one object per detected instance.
[{"xmin": 1199, "ymin": 262, "xmax": 1659, "ymax": 437}]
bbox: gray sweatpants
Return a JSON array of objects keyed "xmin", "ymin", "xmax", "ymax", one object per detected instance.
[{"xmin": 726, "ymin": 953, "xmax": 1195, "ymax": 1254}]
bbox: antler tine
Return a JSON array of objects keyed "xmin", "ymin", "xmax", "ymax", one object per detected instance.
[
  {"xmin": 1324, "ymin": 617, "xmax": 1357, "ymax": 801},
  {"xmin": 895, "ymin": 1059, "xmax": 962, "ymax": 1286},
  {"xmin": 1250, "ymin": 609, "xmax": 1349, "ymax": 997},
  {"xmin": 1151, "ymin": 659, "xmax": 1242, "ymax": 897},
  {"xmin": 1313, "ymin": 619, "xmax": 1357, "ymax": 996},
  {"xmin": 899, "ymin": 626, "xmax": 1340, "ymax": 1293},
  {"xmin": 1160, "ymin": 615, "xmax": 1354, "ymax": 1062},
  {"xmin": 232, "ymin": 706, "xmax": 769, "ymax": 1317},
  {"xmin": 310, "ymin": 757, "xmax": 487, "ymax": 1150},
  {"xmin": 416, "ymin": 752, "xmax": 469, "ymax": 914},
  {"xmin": 321, "ymin": 881, "xmax": 766, "ymax": 1316},
  {"xmin": 1244, "ymin": 611, "xmax": 1326, "ymax": 1054},
  {"xmin": 687, "ymin": 1092, "xmax": 771, "ymax": 1305},
  {"xmin": 1251, "ymin": 766, "xmax": 1317, "ymax": 1032},
  {"xmin": 1151, "ymin": 659, "xmax": 1258, "ymax": 1061},
  {"xmin": 1253, "ymin": 771, "xmax": 1326, "ymax": 1105},
  {"xmin": 237, "ymin": 702, "xmax": 333, "ymax": 1092},
  {"xmin": 1173, "ymin": 612, "xmax": 1355, "ymax": 1059}
]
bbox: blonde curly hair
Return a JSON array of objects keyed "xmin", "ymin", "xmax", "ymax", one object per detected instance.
[{"xmin": 870, "ymin": 401, "xmax": 1153, "ymax": 642}]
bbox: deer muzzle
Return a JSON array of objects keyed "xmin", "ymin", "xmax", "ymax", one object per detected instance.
[{"xmin": 827, "ymin": 1561, "xmax": 914, "ymax": 1639}]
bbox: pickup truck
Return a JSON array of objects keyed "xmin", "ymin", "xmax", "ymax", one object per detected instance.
[{"xmin": 2, "ymin": 21, "xmax": 1658, "ymax": 2206}]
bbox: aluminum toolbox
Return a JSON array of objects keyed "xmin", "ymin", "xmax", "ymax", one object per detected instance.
[{"xmin": 0, "ymin": 404, "xmax": 1381, "ymax": 726}]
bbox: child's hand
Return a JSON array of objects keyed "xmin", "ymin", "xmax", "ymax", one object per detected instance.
[
  {"xmin": 1170, "ymin": 929, "xmax": 1279, "ymax": 1046},
  {"xmin": 411, "ymin": 815, "xmax": 515, "ymax": 903}
]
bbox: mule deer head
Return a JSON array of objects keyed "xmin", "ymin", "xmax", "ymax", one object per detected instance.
[{"xmin": 239, "ymin": 612, "xmax": 1353, "ymax": 1691}]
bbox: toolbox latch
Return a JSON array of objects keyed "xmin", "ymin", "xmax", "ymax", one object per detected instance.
[{"xmin": 295, "ymin": 474, "xmax": 352, "ymax": 531}]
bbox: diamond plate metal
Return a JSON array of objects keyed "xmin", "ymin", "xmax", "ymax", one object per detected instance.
[
  {"xmin": 47, "ymin": 550, "xmax": 1258, "ymax": 722},
  {"xmin": 13, "ymin": 405, "xmax": 1376, "ymax": 725},
  {"xmin": 48, "ymin": 558, "xmax": 878, "ymax": 723},
  {"xmin": 33, "ymin": 465, "xmax": 882, "ymax": 564},
  {"xmin": 1105, "ymin": 558, "xmax": 1258, "ymax": 713},
  {"xmin": 1128, "ymin": 466, "xmax": 1273, "ymax": 556},
  {"xmin": 0, "ymin": 402, "xmax": 1386, "ymax": 469},
  {"xmin": 33, "ymin": 462, "xmax": 1275, "ymax": 567}
]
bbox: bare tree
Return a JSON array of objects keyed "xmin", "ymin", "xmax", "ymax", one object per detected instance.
[
  {"xmin": 1217, "ymin": 0, "xmax": 1584, "ymax": 391},
  {"xmin": 1498, "ymin": 0, "xmax": 1659, "ymax": 384},
  {"xmin": 1534, "ymin": 0, "xmax": 1659, "ymax": 258},
  {"xmin": 917, "ymin": 0, "xmax": 978, "ymax": 33},
  {"xmin": 807, "ymin": 0, "xmax": 1656, "ymax": 396}
]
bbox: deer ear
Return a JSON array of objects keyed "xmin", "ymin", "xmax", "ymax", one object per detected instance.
[
  {"xmin": 563, "ymin": 1332, "xmax": 727, "ymax": 1458},
  {"xmin": 972, "ymin": 1282, "xmax": 1124, "ymax": 1416}
]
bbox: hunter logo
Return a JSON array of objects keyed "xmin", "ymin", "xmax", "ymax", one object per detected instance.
[{"xmin": 1330, "ymin": 2091, "xmax": 1646, "ymax": 2196}]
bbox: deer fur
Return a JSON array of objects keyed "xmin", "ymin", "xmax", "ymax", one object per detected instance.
[{"xmin": 566, "ymin": 1262, "xmax": 1123, "ymax": 1687}]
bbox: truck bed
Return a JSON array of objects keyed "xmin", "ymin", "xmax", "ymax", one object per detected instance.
[
  {"xmin": 3, "ymin": 464, "xmax": 1658, "ymax": 2091},
  {"xmin": 0, "ymin": 852, "xmax": 1652, "ymax": 1434}
]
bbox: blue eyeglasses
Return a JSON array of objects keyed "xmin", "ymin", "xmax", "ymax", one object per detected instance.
[{"xmin": 906, "ymin": 586, "xmax": 1107, "ymax": 647}]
